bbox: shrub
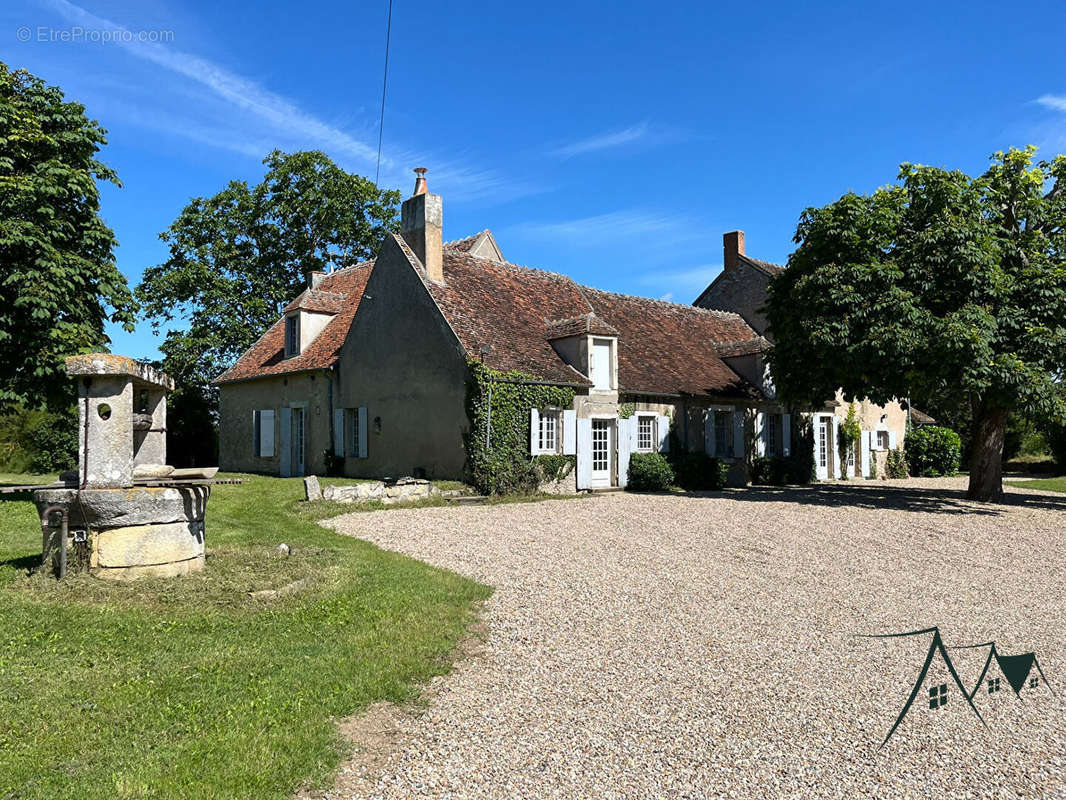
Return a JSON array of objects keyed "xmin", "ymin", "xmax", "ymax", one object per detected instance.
[
  {"xmin": 669, "ymin": 452, "xmax": 729, "ymax": 490},
  {"xmin": 533, "ymin": 454, "xmax": 575, "ymax": 484},
  {"xmin": 751, "ymin": 456, "xmax": 788, "ymax": 486},
  {"xmin": 627, "ymin": 452, "xmax": 674, "ymax": 492},
  {"xmin": 885, "ymin": 447, "xmax": 909, "ymax": 478},
  {"xmin": 1042, "ymin": 421, "xmax": 1066, "ymax": 470},
  {"xmin": 904, "ymin": 426, "xmax": 961, "ymax": 477},
  {"xmin": 0, "ymin": 406, "xmax": 78, "ymax": 473}
]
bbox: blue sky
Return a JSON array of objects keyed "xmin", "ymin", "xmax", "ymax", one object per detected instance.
[{"xmin": 4, "ymin": 0, "xmax": 1066, "ymax": 360}]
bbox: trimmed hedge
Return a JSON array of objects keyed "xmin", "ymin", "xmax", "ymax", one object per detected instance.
[
  {"xmin": 627, "ymin": 452, "xmax": 674, "ymax": 492},
  {"xmin": 905, "ymin": 425, "xmax": 961, "ymax": 477},
  {"xmin": 669, "ymin": 452, "xmax": 729, "ymax": 490}
]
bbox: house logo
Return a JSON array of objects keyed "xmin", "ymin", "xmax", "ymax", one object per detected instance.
[{"xmin": 859, "ymin": 626, "xmax": 1055, "ymax": 748}]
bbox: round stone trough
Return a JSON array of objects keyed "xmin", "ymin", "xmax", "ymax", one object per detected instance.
[{"xmin": 33, "ymin": 486, "xmax": 208, "ymax": 580}]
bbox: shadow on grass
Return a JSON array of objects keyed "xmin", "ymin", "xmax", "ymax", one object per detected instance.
[
  {"xmin": 674, "ymin": 482, "xmax": 1066, "ymax": 516},
  {"xmin": 0, "ymin": 553, "xmax": 40, "ymax": 573}
]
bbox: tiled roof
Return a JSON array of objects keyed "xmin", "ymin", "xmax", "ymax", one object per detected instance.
[
  {"xmin": 282, "ymin": 288, "xmax": 348, "ymax": 314},
  {"xmin": 715, "ymin": 337, "xmax": 771, "ymax": 358},
  {"xmin": 214, "ymin": 262, "xmax": 373, "ymax": 384},
  {"xmin": 546, "ymin": 313, "xmax": 619, "ymax": 340},
  {"xmin": 739, "ymin": 253, "xmax": 784, "ymax": 276},
  {"xmin": 910, "ymin": 408, "xmax": 936, "ymax": 425},
  {"xmin": 421, "ymin": 245, "xmax": 762, "ymax": 398}
]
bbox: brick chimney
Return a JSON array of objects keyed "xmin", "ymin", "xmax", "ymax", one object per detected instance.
[
  {"xmin": 401, "ymin": 167, "xmax": 443, "ymax": 283},
  {"xmin": 723, "ymin": 230, "xmax": 745, "ymax": 273}
]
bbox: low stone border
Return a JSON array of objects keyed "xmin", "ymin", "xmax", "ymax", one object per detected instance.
[{"xmin": 304, "ymin": 476, "xmax": 443, "ymax": 505}]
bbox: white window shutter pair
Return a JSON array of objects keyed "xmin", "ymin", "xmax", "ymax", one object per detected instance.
[
  {"xmin": 781, "ymin": 414, "xmax": 791, "ymax": 457},
  {"xmin": 333, "ymin": 409, "xmax": 345, "ymax": 457},
  {"xmin": 530, "ymin": 409, "xmax": 541, "ymax": 454},
  {"xmin": 575, "ymin": 418, "xmax": 593, "ymax": 489},
  {"xmin": 732, "ymin": 411, "xmax": 745, "ymax": 461},
  {"xmin": 562, "ymin": 410, "xmax": 577, "ymax": 455},
  {"xmin": 656, "ymin": 415, "xmax": 670, "ymax": 453},
  {"xmin": 255, "ymin": 409, "xmax": 275, "ymax": 458}
]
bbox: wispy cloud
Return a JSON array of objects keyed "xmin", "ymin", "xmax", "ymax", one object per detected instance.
[
  {"xmin": 506, "ymin": 210, "xmax": 695, "ymax": 246},
  {"xmin": 1036, "ymin": 95, "xmax": 1066, "ymax": 113},
  {"xmin": 549, "ymin": 122, "xmax": 650, "ymax": 158},
  {"xmin": 41, "ymin": 0, "xmax": 527, "ymax": 203},
  {"xmin": 639, "ymin": 265, "xmax": 721, "ymax": 302}
]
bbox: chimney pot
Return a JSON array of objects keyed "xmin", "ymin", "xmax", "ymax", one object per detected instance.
[
  {"xmin": 723, "ymin": 230, "xmax": 745, "ymax": 273},
  {"xmin": 412, "ymin": 167, "xmax": 428, "ymax": 196}
]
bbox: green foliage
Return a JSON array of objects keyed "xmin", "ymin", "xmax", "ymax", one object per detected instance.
[
  {"xmin": 0, "ymin": 473, "xmax": 489, "ymax": 799},
  {"xmin": 322, "ymin": 449, "xmax": 344, "ymax": 477},
  {"xmin": 838, "ymin": 403, "xmax": 862, "ymax": 480},
  {"xmin": 464, "ymin": 361, "xmax": 575, "ymax": 495},
  {"xmin": 751, "ymin": 456, "xmax": 788, "ymax": 486},
  {"xmin": 766, "ymin": 147, "xmax": 1066, "ymax": 499},
  {"xmin": 0, "ymin": 63, "xmax": 137, "ymax": 412},
  {"xmin": 885, "ymin": 448, "xmax": 909, "ymax": 479},
  {"xmin": 136, "ymin": 150, "xmax": 402, "ymax": 439},
  {"xmin": 1040, "ymin": 420, "xmax": 1066, "ymax": 469},
  {"xmin": 618, "ymin": 402, "xmax": 635, "ymax": 419},
  {"xmin": 670, "ymin": 452, "xmax": 730, "ymax": 490},
  {"xmin": 533, "ymin": 454, "xmax": 575, "ymax": 484},
  {"xmin": 0, "ymin": 407, "xmax": 77, "ymax": 473},
  {"xmin": 626, "ymin": 452, "xmax": 674, "ymax": 492},
  {"xmin": 904, "ymin": 425, "xmax": 961, "ymax": 477}
]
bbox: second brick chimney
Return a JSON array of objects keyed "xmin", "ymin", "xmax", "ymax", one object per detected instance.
[
  {"xmin": 401, "ymin": 167, "xmax": 443, "ymax": 283},
  {"xmin": 723, "ymin": 230, "xmax": 745, "ymax": 273}
]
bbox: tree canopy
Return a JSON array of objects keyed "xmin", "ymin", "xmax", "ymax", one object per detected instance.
[
  {"xmin": 766, "ymin": 147, "xmax": 1066, "ymax": 500},
  {"xmin": 136, "ymin": 150, "xmax": 400, "ymax": 464},
  {"xmin": 0, "ymin": 62, "xmax": 136, "ymax": 412}
]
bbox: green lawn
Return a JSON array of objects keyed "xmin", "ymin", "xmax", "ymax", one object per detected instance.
[
  {"xmin": 1012, "ymin": 476, "xmax": 1066, "ymax": 493},
  {"xmin": 0, "ymin": 473, "xmax": 490, "ymax": 799}
]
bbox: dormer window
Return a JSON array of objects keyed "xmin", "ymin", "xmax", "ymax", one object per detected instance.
[
  {"xmin": 590, "ymin": 337, "xmax": 616, "ymax": 391},
  {"xmin": 285, "ymin": 314, "xmax": 300, "ymax": 357}
]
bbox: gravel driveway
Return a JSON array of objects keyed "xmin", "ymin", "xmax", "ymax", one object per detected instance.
[{"xmin": 323, "ymin": 479, "xmax": 1066, "ymax": 799}]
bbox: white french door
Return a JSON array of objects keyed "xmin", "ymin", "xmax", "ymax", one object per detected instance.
[
  {"xmin": 816, "ymin": 416, "xmax": 832, "ymax": 480},
  {"xmin": 590, "ymin": 418, "xmax": 613, "ymax": 488}
]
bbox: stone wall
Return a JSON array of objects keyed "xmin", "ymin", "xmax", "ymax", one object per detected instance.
[{"xmin": 317, "ymin": 477, "xmax": 442, "ymax": 505}]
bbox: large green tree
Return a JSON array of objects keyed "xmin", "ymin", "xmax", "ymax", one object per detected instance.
[
  {"xmin": 137, "ymin": 150, "xmax": 400, "ymax": 464},
  {"xmin": 766, "ymin": 147, "xmax": 1066, "ymax": 501},
  {"xmin": 0, "ymin": 63, "xmax": 136, "ymax": 412}
]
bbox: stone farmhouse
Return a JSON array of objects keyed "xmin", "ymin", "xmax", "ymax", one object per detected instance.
[
  {"xmin": 693, "ymin": 230, "xmax": 908, "ymax": 479},
  {"xmin": 215, "ymin": 171, "xmax": 910, "ymax": 487}
]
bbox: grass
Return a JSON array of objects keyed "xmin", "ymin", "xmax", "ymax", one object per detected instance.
[
  {"xmin": 1011, "ymin": 476, "xmax": 1066, "ymax": 493},
  {"xmin": 0, "ymin": 472, "xmax": 491, "ymax": 800}
]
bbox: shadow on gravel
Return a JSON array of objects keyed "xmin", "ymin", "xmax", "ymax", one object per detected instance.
[{"xmin": 680, "ymin": 483, "xmax": 1066, "ymax": 516}]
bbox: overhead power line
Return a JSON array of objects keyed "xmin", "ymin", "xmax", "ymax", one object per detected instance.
[{"xmin": 375, "ymin": 0, "xmax": 394, "ymax": 186}]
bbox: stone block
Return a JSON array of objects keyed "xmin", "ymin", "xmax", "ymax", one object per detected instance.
[
  {"xmin": 304, "ymin": 475, "xmax": 322, "ymax": 501},
  {"xmin": 96, "ymin": 556, "xmax": 204, "ymax": 581},
  {"xmin": 33, "ymin": 486, "xmax": 207, "ymax": 528},
  {"xmin": 322, "ymin": 482, "xmax": 385, "ymax": 502},
  {"xmin": 95, "ymin": 521, "xmax": 205, "ymax": 569}
]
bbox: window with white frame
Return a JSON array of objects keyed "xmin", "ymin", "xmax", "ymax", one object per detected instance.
[
  {"xmin": 539, "ymin": 410, "xmax": 559, "ymax": 453},
  {"xmin": 637, "ymin": 416, "xmax": 655, "ymax": 452},
  {"xmin": 877, "ymin": 430, "xmax": 890, "ymax": 450},
  {"xmin": 766, "ymin": 413, "xmax": 780, "ymax": 457},
  {"xmin": 285, "ymin": 315, "xmax": 300, "ymax": 357},
  {"xmin": 715, "ymin": 410, "xmax": 732, "ymax": 458}
]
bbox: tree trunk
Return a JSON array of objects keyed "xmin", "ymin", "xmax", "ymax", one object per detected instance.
[{"xmin": 967, "ymin": 404, "xmax": 1007, "ymax": 501}]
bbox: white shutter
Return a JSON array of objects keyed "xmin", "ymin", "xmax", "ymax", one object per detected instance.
[
  {"xmin": 529, "ymin": 408, "xmax": 540, "ymax": 455},
  {"xmin": 357, "ymin": 407, "xmax": 368, "ymax": 458},
  {"xmin": 754, "ymin": 412, "xmax": 766, "ymax": 457},
  {"xmin": 617, "ymin": 417, "xmax": 633, "ymax": 489},
  {"xmin": 860, "ymin": 430, "xmax": 870, "ymax": 478},
  {"xmin": 781, "ymin": 413, "xmax": 791, "ymax": 458},
  {"xmin": 333, "ymin": 408, "xmax": 344, "ymax": 457},
  {"xmin": 656, "ymin": 415, "xmax": 670, "ymax": 453},
  {"xmin": 732, "ymin": 410, "xmax": 744, "ymax": 461},
  {"xmin": 260, "ymin": 410, "xmax": 275, "ymax": 458},
  {"xmin": 704, "ymin": 409, "xmax": 714, "ymax": 456},
  {"xmin": 832, "ymin": 416, "xmax": 842, "ymax": 478},
  {"xmin": 576, "ymin": 418, "xmax": 593, "ymax": 489},
  {"xmin": 562, "ymin": 410, "xmax": 577, "ymax": 455},
  {"xmin": 888, "ymin": 430, "xmax": 898, "ymax": 450},
  {"xmin": 279, "ymin": 407, "xmax": 292, "ymax": 477}
]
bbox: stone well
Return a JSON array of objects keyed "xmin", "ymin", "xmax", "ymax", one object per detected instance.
[{"xmin": 33, "ymin": 354, "xmax": 215, "ymax": 580}]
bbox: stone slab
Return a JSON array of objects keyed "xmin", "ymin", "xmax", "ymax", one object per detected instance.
[
  {"xmin": 304, "ymin": 475, "xmax": 322, "ymax": 501},
  {"xmin": 33, "ymin": 486, "xmax": 208, "ymax": 528},
  {"xmin": 95, "ymin": 555, "xmax": 204, "ymax": 581},
  {"xmin": 95, "ymin": 521, "xmax": 205, "ymax": 568}
]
